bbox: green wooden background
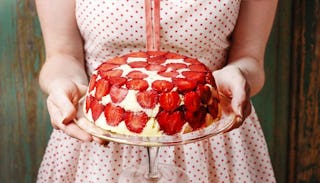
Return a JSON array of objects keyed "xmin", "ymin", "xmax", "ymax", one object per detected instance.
[{"xmin": 0, "ymin": 0, "xmax": 319, "ymax": 183}]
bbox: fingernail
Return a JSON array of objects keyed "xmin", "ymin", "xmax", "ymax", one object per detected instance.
[{"xmin": 236, "ymin": 116, "xmax": 243, "ymax": 124}]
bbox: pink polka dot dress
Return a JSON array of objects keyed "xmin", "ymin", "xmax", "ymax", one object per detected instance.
[{"xmin": 37, "ymin": 0, "xmax": 276, "ymax": 182}]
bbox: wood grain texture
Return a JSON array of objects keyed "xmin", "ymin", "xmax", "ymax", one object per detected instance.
[
  {"xmin": 289, "ymin": 0, "xmax": 320, "ymax": 182},
  {"xmin": 0, "ymin": 0, "xmax": 51, "ymax": 183}
]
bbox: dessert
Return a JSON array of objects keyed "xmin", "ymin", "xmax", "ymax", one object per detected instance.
[{"xmin": 83, "ymin": 51, "xmax": 220, "ymax": 136}]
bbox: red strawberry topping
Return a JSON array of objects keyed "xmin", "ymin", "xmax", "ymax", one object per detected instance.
[
  {"xmin": 159, "ymin": 91, "xmax": 181, "ymax": 111},
  {"xmin": 126, "ymin": 52, "xmax": 148, "ymax": 58},
  {"xmin": 181, "ymin": 71, "xmax": 206, "ymax": 84},
  {"xmin": 107, "ymin": 57, "xmax": 127, "ymax": 65},
  {"xmin": 127, "ymin": 70, "xmax": 148, "ymax": 79},
  {"xmin": 104, "ymin": 103, "xmax": 124, "ymax": 126},
  {"xmin": 97, "ymin": 63, "xmax": 119, "ymax": 71},
  {"xmin": 208, "ymin": 98, "xmax": 219, "ymax": 119},
  {"xmin": 109, "ymin": 76, "xmax": 127, "ymax": 86},
  {"xmin": 90, "ymin": 99, "xmax": 104, "ymax": 121},
  {"xmin": 109, "ymin": 85, "xmax": 128, "ymax": 103},
  {"xmin": 88, "ymin": 74, "xmax": 97, "ymax": 92},
  {"xmin": 128, "ymin": 61, "xmax": 148, "ymax": 68},
  {"xmin": 125, "ymin": 111, "xmax": 149, "ymax": 133},
  {"xmin": 147, "ymin": 56, "xmax": 166, "ymax": 64},
  {"xmin": 99, "ymin": 69, "xmax": 123, "ymax": 79},
  {"xmin": 126, "ymin": 79, "xmax": 149, "ymax": 91},
  {"xmin": 205, "ymin": 72, "xmax": 217, "ymax": 87},
  {"xmin": 189, "ymin": 64, "xmax": 208, "ymax": 72},
  {"xmin": 85, "ymin": 96, "xmax": 93, "ymax": 112},
  {"xmin": 184, "ymin": 91, "xmax": 201, "ymax": 112},
  {"xmin": 151, "ymin": 80, "xmax": 174, "ymax": 93},
  {"xmin": 95, "ymin": 79, "xmax": 110, "ymax": 100},
  {"xmin": 158, "ymin": 71, "xmax": 179, "ymax": 78},
  {"xmin": 196, "ymin": 84, "xmax": 212, "ymax": 104},
  {"xmin": 147, "ymin": 51, "xmax": 167, "ymax": 57},
  {"xmin": 156, "ymin": 110, "xmax": 185, "ymax": 135},
  {"xmin": 165, "ymin": 52, "xmax": 185, "ymax": 59},
  {"xmin": 172, "ymin": 78, "xmax": 197, "ymax": 92},
  {"xmin": 136, "ymin": 90, "xmax": 158, "ymax": 109},
  {"xmin": 184, "ymin": 106, "xmax": 207, "ymax": 130},
  {"xmin": 166, "ymin": 63, "xmax": 188, "ymax": 71},
  {"xmin": 145, "ymin": 64, "xmax": 167, "ymax": 72}
]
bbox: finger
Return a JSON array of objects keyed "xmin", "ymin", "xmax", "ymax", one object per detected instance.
[
  {"xmin": 48, "ymin": 92, "xmax": 77, "ymax": 125},
  {"xmin": 47, "ymin": 99, "xmax": 66, "ymax": 130},
  {"xmin": 231, "ymin": 80, "xmax": 250, "ymax": 118},
  {"xmin": 64, "ymin": 123, "xmax": 93, "ymax": 142},
  {"xmin": 92, "ymin": 136, "xmax": 109, "ymax": 146}
]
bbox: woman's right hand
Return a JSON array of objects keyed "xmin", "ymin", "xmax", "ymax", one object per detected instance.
[{"xmin": 46, "ymin": 78, "xmax": 107, "ymax": 144}]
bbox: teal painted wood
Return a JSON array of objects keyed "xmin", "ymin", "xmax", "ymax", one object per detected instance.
[
  {"xmin": 0, "ymin": 0, "xmax": 51, "ymax": 182},
  {"xmin": 251, "ymin": 0, "xmax": 292, "ymax": 183}
]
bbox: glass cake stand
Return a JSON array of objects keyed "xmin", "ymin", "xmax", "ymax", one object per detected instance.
[{"xmin": 74, "ymin": 94, "xmax": 237, "ymax": 183}]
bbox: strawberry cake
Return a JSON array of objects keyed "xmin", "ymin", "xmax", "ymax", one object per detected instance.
[{"xmin": 83, "ymin": 51, "xmax": 220, "ymax": 136}]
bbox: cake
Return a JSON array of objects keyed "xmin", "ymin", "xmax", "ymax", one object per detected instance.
[{"xmin": 83, "ymin": 51, "xmax": 220, "ymax": 136}]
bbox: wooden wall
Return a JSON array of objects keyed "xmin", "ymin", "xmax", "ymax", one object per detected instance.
[{"xmin": 0, "ymin": 0, "xmax": 318, "ymax": 182}]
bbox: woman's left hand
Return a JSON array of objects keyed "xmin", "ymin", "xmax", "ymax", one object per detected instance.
[{"xmin": 213, "ymin": 65, "xmax": 252, "ymax": 131}]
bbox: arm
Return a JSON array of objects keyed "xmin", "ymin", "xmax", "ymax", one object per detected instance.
[
  {"xmin": 36, "ymin": 0, "xmax": 102, "ymax": 142},
  {"xmin": 213, "ymin": 0, "xmax": 278, "ymax": 128}
]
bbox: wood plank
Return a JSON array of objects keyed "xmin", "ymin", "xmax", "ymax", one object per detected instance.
[
  {"xmin": 0, "ymin": 0, "xmax": 50, "ymax": 182},
  {"xmin": 289, "ymin": 0, "xmax": 320, "ymax": 182}
]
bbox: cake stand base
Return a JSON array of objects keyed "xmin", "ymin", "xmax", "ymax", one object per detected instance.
[{"xmin": 118, "ymin": 163, "xmax": 189, "ymax": 183}]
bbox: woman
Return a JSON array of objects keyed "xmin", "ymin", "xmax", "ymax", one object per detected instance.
[{"xmin": 36, "ymin": 0, "xmax": 278, "ymax": 182}]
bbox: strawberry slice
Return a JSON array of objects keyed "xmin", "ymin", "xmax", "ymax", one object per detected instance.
[
  {"xmin": 88, "ymin": 74, "xmax": 98, "ymax": 92},
  {"xmin": 128, "ymin": 61, "xmax": 148, "ymax": 68},
  {"xmin": 126, "ymin": 79, "xmax": 149, "ymax": 91},
  {"xmin": 104, "ymin": 103, "xmax": 124, "ymax": 126},
  {"xmin": 126, "ymin": 52, "xmax": 148, "ymax": 58},
  {"xmin": 196, "ymin": 84, "xmax": 212, "ymax": 104},
  {"xmin": 184, "ymin": 106, "xmax": 207, "ymax": 130},
  {"xmin": 95, "ymin": 79, "xmax": 110, "ymax": 100},
  {"xmin": 156, "ymin": 110, "xmax": 185, "ymax": 135},
  {"xmin": 184, "ymin": 91, "xmax": 201, "ymax": 112},
  {"xmin": 205, "ymin": 72, "xmax": 217, "ymax": 88},
  {"xmin": 181, "ymin": 71, "xmax": 206, "ymax": 84},
  {"xmin": 184, "ymin": 58, "xmax": 200, "ymax": 64},
  {"xmin": 158, "ymin": 71, "xmax": 179, "ymax": 78},
  {"xmin": 145, "ymin": 64, "xmax": 167, "ymax": 72},
  {"xmin": 107, "ymin": 56, "xmax": 127, "ymax": 65},
  {"xmin": 109, "ymin": 76, "xmax": 127, "ymax": 87},
  {"xmin": 85, "ymin": 96, "xmax": 93, "ymax": 112},
  {"xmin": 126, "ymin": 70, "xmax": 148, "ymax": 79},
  {"xmin": 208, "ymin": 98, "xmax": 219, "ymax": 119},
  {"xmin": 90, "ymin": 99, "xmax": 104, "ymax": 121},
  {"xmin": 165, "ymin": 52, "xmax": 185, "ymax": 59},
  {"xmin": 166, "ymin": 63, "xmax": 188, "ymax": 71},
  {"xmin": 151, "ymin": 80, "xmax": 174, "ymax": 93},
  {"xmin": 189, "ymin": 64, "xmax": 208, "ymax": 72},
  {"xmin": 147, "ymin": 51, "xmax": 167, "ymax": 57},
  {"xmin": 97, "ymin": 63, "xmax": 119, "ymax": 71},
  {"xmin": 136, "ymin": 90, "xmax": 158, "ymax": 109},
  {"xmin": 109, "ymin": 85, "xmax": 128, "ymax": 103},
  {"xmin": 125, "ymin": 111, "xmax": 149, "ymax": 133},
  {"xmin": 147, "ymin": 56, "xmax": 166, "ymax": 64},
  {"xmin": 99, "ymin": 69, "xmax": 123, "ymax": 79},
  {"xmin": 172, "ymin": 78, "xmax": 197, "ymax": 92},
  {"xmin": 159, "ymin": 91, "xmax": 181, "ymax": 111}
]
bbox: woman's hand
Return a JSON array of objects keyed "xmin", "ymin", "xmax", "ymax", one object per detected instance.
[
  {"xmin": 213, "ymin": 65, "xmax": 252, "ymax": 131},
  {"xmin": 46, "ymin": 78, "xmax": 107, "ymax": 145}
]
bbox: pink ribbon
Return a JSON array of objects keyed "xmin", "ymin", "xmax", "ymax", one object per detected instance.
[{"xmin": 145, "ymin": 0, "xmax": 160, "ymax": 51}]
